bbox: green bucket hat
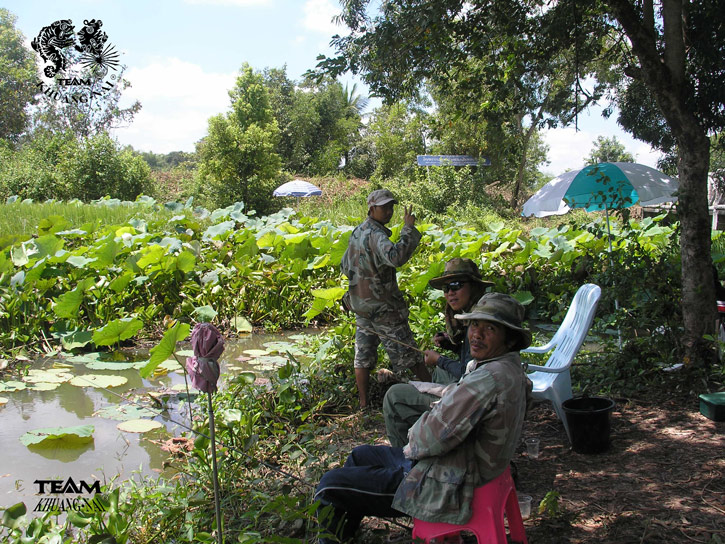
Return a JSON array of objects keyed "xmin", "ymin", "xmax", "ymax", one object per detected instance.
[
  {"xmin": 428, "ymin": 258, "xmax": 493, "ymax": 290},
  {"xmin": 454, "ymin": 292, "xmax": 532, "ymax": 351}
]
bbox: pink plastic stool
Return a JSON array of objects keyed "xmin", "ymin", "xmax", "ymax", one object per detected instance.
[{"xmin": 412, "ymin": 466, "xmax": 528, "ymax": 544}]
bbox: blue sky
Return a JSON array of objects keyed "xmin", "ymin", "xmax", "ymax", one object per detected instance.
[{"xmin": 6, "ymin": 0, "xmax": 661, "ymax": 176}]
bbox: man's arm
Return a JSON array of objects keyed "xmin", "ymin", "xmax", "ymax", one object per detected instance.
[
  {"xmin": 404, "ymin": 370, "xmax": 497, "ymax": 460},
  {"xmin": 370, "ymin": 224, "xmax": 422, "ymax": 269}
]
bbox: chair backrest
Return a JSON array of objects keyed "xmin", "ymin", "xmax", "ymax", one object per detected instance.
[{"xmin": 536, "ymin": 283, "xmax": 602, "ymax": 371}]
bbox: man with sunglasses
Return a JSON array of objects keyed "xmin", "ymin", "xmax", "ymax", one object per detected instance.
[{"xmin": 341, "ymin": 189, "xmax": 431, "ymax": 409}]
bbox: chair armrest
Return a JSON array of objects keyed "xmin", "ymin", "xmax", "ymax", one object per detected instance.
[
  {"xmin": 522, "ymin": 339, "xmax": 556, "ymax": 354},
  {"xmin": 526, "ymin": 363, "xmax": 570, "ymax": 373}
]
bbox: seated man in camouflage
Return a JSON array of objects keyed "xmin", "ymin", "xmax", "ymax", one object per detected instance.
[{"xmin": 313, "ymin": 293, "xmax": 533, "ymax": 543}]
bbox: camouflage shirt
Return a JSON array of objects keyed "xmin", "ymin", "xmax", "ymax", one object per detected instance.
[
  {"xmin": 341, "ymin": 216, "xmax": 421, "ymax": 319},
  {"xmin": 392, "ymin": 351, "xmax": 532, "ymax": 524}
]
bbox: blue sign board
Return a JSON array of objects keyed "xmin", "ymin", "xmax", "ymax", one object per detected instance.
[{"xmin": 416, "ymin": 155, "xmax": 491, "ymax": 167}]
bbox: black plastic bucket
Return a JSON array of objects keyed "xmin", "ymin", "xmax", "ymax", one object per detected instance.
[{"xmin": 562, "ymin": 397, "xmax": 615, "ymax": 454}]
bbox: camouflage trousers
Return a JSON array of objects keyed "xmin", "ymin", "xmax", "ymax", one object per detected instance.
[
  {"xmin": 382, "ymin": 367, "xmax": 458, "ymax": 447},
  {"xmin": 354, "ymin": 312, "xmax": 422, "ymax": 372}
]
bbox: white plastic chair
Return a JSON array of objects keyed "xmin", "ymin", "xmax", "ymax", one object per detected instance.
[{"xmin": 523, "ymin": 283, "xmax": 602, "ymax": 442}]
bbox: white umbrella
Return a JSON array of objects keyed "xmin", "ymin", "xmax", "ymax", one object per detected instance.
[{"xmin": 273, "ymin": 179, "xmax": 322, "ymax": 197}]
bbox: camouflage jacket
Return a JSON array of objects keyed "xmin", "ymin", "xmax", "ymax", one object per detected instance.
[
  {"xmin": 340, "ymin": 217, "xmax": 421, "ymax": 319},
  {"xmin": 392, "ymin": 352, "xmax": 532, "ymax": 524}
]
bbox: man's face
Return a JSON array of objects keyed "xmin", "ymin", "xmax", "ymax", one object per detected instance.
[
  {"xmin": 468, "ymin": 319, "xmax": 509, "ymax": 360},
  {"xmin": 370, "ymin": 201, "xmax": 395, "ymax": 224}
]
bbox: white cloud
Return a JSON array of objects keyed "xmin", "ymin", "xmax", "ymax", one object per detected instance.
[
  {"xmin": 541, "ymin": 125, "xmax": 662, "ymax": 177},
  {"xmin": 302, "ymin": 0, "xmax": 344, "ymax": 35},
  {"xmin": 113, "ymin": 58, "xmax": 237, "ymax": 153}
]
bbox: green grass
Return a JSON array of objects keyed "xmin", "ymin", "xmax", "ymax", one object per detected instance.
[{"xmin": 0, "ymin": 200, "xmax": 183, "ymax": 239}]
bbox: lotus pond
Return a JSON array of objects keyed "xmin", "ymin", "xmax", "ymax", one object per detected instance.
[{"xmin": 0, "ymin": 331, "xmax": 316, "ymax": 512}]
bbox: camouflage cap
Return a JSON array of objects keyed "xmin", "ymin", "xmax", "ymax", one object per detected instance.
[
  {"xmin": 454, "ymin": 292, "xmax": 532, "ymax": 350},
  {"xmin": 367, "ymin": 189, "xmax": 398, "ymax": 208},
  {"xmin": 428, "ymin": 258, "xmax": 493, "ymax": 289}
]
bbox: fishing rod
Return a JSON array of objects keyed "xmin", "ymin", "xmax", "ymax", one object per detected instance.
[
  {"xmin": 70, "ymin": 371, "xmax": 312, "ymax": 488},
  {"xmin": 352, "ymin": 323, "xmax": 426, "ymax": 355}
]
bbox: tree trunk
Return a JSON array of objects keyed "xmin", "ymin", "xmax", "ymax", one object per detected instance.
[
  {"xmin": 677, "ymin": 130, "xmax": 715, "ymax": 366},
  {"xmin": 511, "ymin": 107, "xmax": 543, "ymax": 209},
  {"xmin": 608, "ymin": 0, "xmax": 716, "ymax": 365}
]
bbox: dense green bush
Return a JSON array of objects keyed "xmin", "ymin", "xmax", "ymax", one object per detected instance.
[{"xmin": 0, "ymin": 132, "xmax": 154, "ymax": 202}]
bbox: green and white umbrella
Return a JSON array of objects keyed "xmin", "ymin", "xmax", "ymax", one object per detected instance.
[{"xmin": 523, "ymin": 161, "xmax": 678, "ymax": 250}]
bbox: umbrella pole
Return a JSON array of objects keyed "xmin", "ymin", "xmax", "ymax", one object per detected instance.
[
  {"xmin": 208, "ymin": 391, "xmax": 223, "ymax": 544},
  {"xmin": 605, "ymin": 206, "xmax": 623, "ymax": 349}
]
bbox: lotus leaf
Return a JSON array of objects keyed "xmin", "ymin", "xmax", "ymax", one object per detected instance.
[
  {"xmin": 233, "ymin": 316, "xmax": 253, "ymax": 333},
  {"xmin": 117, "ymin": 419, "xmax": 163, "ymax": 433},
  {"xmin": 59, "ymin": 330, "xmax": 93, "ymax": 350},
  {"xmin": 69, "ymin": 374, "xmax": 128, "ymax": 388},
  {"xmin": 65, "ymin": 352, "xmax": 104, "ymax": 364},
  {"xmin": 95, "ymin": 404, "xmax": 158, "ymax": 421},
  {"xmin": 92, "ymin": 317, "xmax": 143, "ymax": 347},
  {"xmin": 139, "ymin": 322, "xmax": 190, "ymax": 378},
  {"xmin": 194, "ymin": 305, "xmax": 217, "ymax": 322},
  {"xmin": 170, "ymin": 383, "xmax": 199, "ymax": 392},
  {"xmin": 0, "ymin": 380, "xmax": 26, "ymax": 392},
  {"xmin": 243, "ymin": 349, "xmax": 271, "ymax": 357},
  {"xmin": 20, "ymin": 424, "xmax": 94, "ymax": 447},
  {"xmin": 84, "ymin": 360, "xmax": 139, "ymax": 370},
  {"xmin": 27, "ymin": 382, "xmax": 62, "ymax": 391},
  {"xmin": 23, "ymin": 369, "xmax": 73, "ymax": 384},
  {"xmin": 175, "ymin": 349, "xmax": 194, "ymax": 357},
  {"xmin": 66, "ymin": 255, "xmax": 97, "ymax": 268},
  {"xmin": 158, "ymin": 359, "xmax": 183, "ymax": 371},
  {"xmin": 0, "ymin": 396, "xmax": 8, "ymax": 405}
]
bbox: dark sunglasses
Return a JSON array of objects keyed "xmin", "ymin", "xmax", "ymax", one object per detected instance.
[{"xmin": 443, "ymin": 281, "xmax": 467, "ymax": 293}]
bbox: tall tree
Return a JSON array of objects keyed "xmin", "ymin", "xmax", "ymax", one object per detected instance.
[
  {"xmin": 317, "ymin": 0, "xmax": 725, "ymax": 366},
  {"xmin": 197, "ymin": 63, "xmax": 281, "ymax": 213},
  {"xmin": 586, "ymin": 135, "xmax": 635, "ymax": 164},
  {"xmin": 0, "ymin": 9, "xmax": 38, "ymax": 143},
  {"xmin": 32, "ymin": 62, "xmax": 141, "ymax": 139}
]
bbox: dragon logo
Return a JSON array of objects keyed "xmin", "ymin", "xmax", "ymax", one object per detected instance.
[{"xmin": 31, "ymin": 19, "xmax": 120, "ymax": 79}]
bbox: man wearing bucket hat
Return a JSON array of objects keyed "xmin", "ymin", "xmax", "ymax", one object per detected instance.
[
  {"xmin": 426, "ymin": 257, "xmax": 493, "ymax": 382},
  {"xmin": 314, "ymin": 293, "xmax": 533, "ymax": 541},
  {"xmin": 340, "ymin": 189, "xmax": 430, "ymax": 409}
]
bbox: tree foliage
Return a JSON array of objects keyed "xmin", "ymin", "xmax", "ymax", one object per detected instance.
[
  {"xmin": 315, "ymin": 0, "xmax": 725, "ymax": 365},
  {"xmin": 0, "ymin": 130, "xmax": 152, "ymax": 201},
  {"xmin": 586, "ymin": 135, "xmax": 635, "ymax": 165},
  {"xmin": 196, "ymin": 63, "xmax": 282, "ymax": 213},
  {"xmin": 0, "ymin": 9, "xmax": 38, "ymax": 143}
]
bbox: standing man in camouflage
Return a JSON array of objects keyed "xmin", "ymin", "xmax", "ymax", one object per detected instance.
[
  {"xmin": 313, "ymin": 294, "xmax": 533, "ymax": 542},
  {"xmin": 341, "ymin": 189, "xmax": 430, "ymax": 409}
]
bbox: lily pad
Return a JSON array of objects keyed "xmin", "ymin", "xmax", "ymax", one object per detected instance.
[
  {"xmin": 95, "ymin": 404, "xmax": 158, "ymax": 421},
  {"xmin": 158, "ymin": 359, "xmax": 183, "ymax": 371},
  {"xmin": 69, "ymin": 374, "xmax": 128, "ymax": 388},
  {"xmin": 64, "ymin": 353, "xmax": 104, "ymax": 364},
  {"xmin": 27, "ymin": 382, "xmax": 62, "ymax": 391},
  {"xmin": 0, "ymin": 396, "xmax": 8, "ymax": 406},
  {"xmin": 175, "ymin": 349, "xmax": 195, "ymax": 358},
  {"xmin": 0, "ymin": 380, "xmax": 26, "ymax": 392},
  {"xmin": 170, "ymin": 383, "xmax": 199, "ymax": 393},
  {"xmin": 20, "ymin": 424, "xmax": 95, "ymax": 447},
  {"xmin": 23, "ymin": 369, "xmax": 73, "ymax": 384},
  {"xmin": 117, "ymin": 419, "xmax": 163, "ymax": 433},
  {"xmin": 243, "ymin": 348, "xmax": 271, "ymax": 357},
  {"xmin": 84, "ymin": 361, "xmax": 139, "ymax": 371}
]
